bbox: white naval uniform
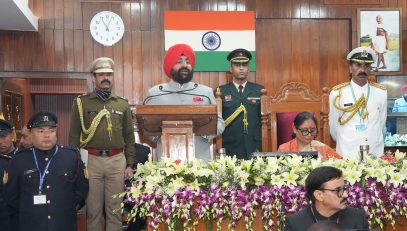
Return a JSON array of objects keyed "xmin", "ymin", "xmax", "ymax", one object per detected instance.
[
  {"xmin": 144, "ymin": 79, "xmax": 225, "ymax": 161},
  {"xmin": 329, "ymin": 80, "xmax": 387, "ymax": 159}
]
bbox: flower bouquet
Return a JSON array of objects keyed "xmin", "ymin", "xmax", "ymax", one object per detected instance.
[{"xmin": 121, "ymin": 153, "xmax": 406, "ymax": 231}]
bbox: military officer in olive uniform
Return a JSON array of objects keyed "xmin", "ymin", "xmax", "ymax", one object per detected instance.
[
  {"xmin": 68, "ymin": 57, "xmax": 135, "ymax": 231},
  {"xmin": 5, "ymin": 111, "xmax": 89, "ymax": 231},
  {"xmin": 218, "ymin": 49, "xmax": 264, "ymax": 159}
]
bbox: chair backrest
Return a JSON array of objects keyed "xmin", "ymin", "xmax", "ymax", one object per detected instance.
[{"xmin": 261, "ymin": 82, "xmax": 330, "ymax": 151}]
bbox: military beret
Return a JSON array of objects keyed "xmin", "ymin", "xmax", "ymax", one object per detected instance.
[
  {"xmin": 90, "ymin": 57, "xmax": 114, "ymax": 73},
  {"xmin": 227, "ymin": 48, "xmax": 252, "ymax": 63},
  {"xmin": 27, "ymin": 111, "xmax": 58, "ymax": 129},
  {"xmin": 0, "ymin": 119, "xmax": 13, "ymax": 136},
  {"xmin": 346, "ymin": 47, "xmax": 376, "ymax": 64}
]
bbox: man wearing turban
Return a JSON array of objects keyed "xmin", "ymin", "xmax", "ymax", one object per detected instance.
[{"xmin": 144, "ymin": 43, "xmax": 225, "ymax": 161}]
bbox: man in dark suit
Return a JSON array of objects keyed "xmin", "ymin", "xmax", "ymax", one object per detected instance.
[
  {"xmin": 218, "ymin": 48, "xmax": 264, "ymax": 159},
  {"xmin": 284, "ymin": 166, "xmax": 369, "ymax": 231},
  {"xmin": 5, "ymin": 111, "xmax": 89, "ymax": 231}
]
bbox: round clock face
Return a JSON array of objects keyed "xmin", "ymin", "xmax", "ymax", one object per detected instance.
[{"xmin": 90, "ymin": 11, "xmax": 124, "ymax": 46}]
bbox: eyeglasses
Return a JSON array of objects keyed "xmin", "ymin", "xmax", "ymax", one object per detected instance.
[
  {"xmin": 318, "ymin": 186, "xmax": 348, "ymax": 197},
  {"xmin": 296, "ymin": 128, "xmax": 317, "ymax": 136}
]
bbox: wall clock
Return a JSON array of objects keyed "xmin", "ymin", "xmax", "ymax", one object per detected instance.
[{"xmin": 90, "ymin": 11, "xmax": 124, "ymax": 46}]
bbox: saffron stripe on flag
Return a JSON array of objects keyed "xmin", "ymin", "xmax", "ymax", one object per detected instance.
[
  {"xmin": 164, "ymin": 11, "xmax": 255, "ymax": 30},
  {"xmin": 194, "ymin": 51, "xmax": 256, "ymax": 72}
]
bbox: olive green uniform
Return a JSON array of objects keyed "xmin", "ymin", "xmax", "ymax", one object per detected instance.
[
  {"xmin": 68, "ymin": 92, "xmax": 135, "ymax": 164},
  {"xmin": 219, "ymin": 82, "xmax": 263, "ymax": 159},
  {"xmin": 68, "ymin": 91, "xmax": 135, "ymax": 231}
]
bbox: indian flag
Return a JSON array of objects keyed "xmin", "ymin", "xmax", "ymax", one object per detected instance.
[{"xmin": 164, "ymin": 11, "xmax": 256, "ymax": 72}]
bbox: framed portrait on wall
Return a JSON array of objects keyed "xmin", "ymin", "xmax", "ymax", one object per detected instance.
[{"xmin": 358, "ymin": 8, "xmax": 401, "ymax": 73}]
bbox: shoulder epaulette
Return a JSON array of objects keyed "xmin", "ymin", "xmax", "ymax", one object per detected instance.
[
  {"xmin": 77, "ymin": 93, "xmax": 89, "ymax": 98},
  {"xmin": 59, "ymin": 145, "xmax": 80, "ymax": 153},
  {"xmin": 14, "ymin": 147, "xmax": 32, "ymax": 155},
  {"xmin": 0, "ymin": 154, "xmax": 11, "ymax": 161},
  {"xmin": 332, "ymin": 82, "xmax": 349, "ymax": 91},
  {"xmin": 117, "ymin": 96, "xmax": 128, "ymax": 101},
  {"xmin": 370, "ymin": 82, "xmax": 387, "ymax": 90}
]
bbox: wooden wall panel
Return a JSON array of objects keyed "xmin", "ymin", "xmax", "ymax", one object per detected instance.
[
  {"xmin": 34, "ymin": 94, "xmax": 79, "ymax": 146},
  {"xmin": 0, "ymin": 0, "xmax": 406, "ymax": 103}
]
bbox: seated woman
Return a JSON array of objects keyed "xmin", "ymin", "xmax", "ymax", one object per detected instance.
[{"xmin": 277, "ymin": 112, "xmax": 342, "ymax": 160}]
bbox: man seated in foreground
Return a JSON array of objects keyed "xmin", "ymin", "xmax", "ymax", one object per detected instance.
[{"xmin": 284, "ymin": 166, "xmax": 369, "ymax": 231}]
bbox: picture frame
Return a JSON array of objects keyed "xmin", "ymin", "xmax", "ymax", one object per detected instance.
[{"xmin": 358, "ymin": 8, "xmax": 402, "ymax": 73}]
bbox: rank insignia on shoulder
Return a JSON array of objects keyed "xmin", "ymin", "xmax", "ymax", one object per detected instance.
[
  {"xmin": 225, "ymin": 95, "xmax": 232, "ymax": 101},
  {"xmin": 332, "ymin": 82, "xmax": 350, "ymax": 91},
  {"xmin": 3, "ymin": 170, "xmax": 8, "ymax": 184},
  {"xmin": 369, "ymin": 82, "xmax": 387, "ymax": 90}
]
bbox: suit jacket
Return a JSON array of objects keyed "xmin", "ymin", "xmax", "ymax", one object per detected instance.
[
  {"xmin": 219, "ymin": 82, "xmax": 263, "ymax": 159},
  {"xmin": 144, "ymin": 80, "xmax": 225, "ymax": 161},
  {"xmin": 284, "ymin": 205, "xmax": 369, "ymax": 231}
]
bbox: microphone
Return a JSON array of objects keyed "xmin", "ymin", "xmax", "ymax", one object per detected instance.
[{"xmin": 143, "ymin": 83, "xmax": 212, "ymax": 104}]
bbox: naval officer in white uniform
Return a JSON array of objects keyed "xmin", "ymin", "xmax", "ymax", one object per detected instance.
[{"xmin": 329, "ymin": 46, "xmax": 387, "ymax": 159}]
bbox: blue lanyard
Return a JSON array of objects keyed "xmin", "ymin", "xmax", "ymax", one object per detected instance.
[{"xmin": 32, "ymin": 146, "xmax": 59, "ymax": 194}]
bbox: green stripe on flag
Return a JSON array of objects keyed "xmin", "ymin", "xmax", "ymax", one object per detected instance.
[{"xmin": 194, "ymin": 51, "xmax": 256, "ymax": 72}]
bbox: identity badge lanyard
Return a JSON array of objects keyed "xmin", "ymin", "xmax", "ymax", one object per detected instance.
[
  {"xmin": 350, "ymin": 82, "xmax": 370, "ymax": 132},
  {"xmin": 32, "ymin": 146, "xmax": 59, "ymax": 205}
]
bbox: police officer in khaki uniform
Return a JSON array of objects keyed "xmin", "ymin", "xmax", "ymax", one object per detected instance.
[
  {"xmin": 217, "ymin": 49, "xmax": 264, "ymax": 159},
  {"xmin": 5, "ymin": 111, "xmax": 89, "ymax": 231},
  {"xmin": 68, "ymin": 57, "xmax": 135, "ymax": 231}
]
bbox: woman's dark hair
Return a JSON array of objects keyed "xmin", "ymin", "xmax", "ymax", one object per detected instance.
[
  {"xmin": 305, "ymin": 166, "xmax": 342, "ymax": 203},
  {"xmin": 291, "ymin": 112, "xmax": 318, "ymax": 139}
]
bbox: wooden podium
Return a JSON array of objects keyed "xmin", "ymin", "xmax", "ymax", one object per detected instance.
[{"xmin": 135, "ymin": 105, "xmax": 218, "ymax": 160}]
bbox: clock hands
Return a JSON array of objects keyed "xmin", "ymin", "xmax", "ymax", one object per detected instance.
[
  {"xmin": 101, "ymin": 17, "xmax": 109, "ymax": 32},
  {"xmin": 101, "ymin": 13, "xmax": 114, "ymax": 32},
  {"xmin": 106, "ymin": 14, "xmax": 114, "ymax": 31}
]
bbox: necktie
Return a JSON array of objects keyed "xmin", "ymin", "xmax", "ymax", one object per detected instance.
[{"xmin": 238, "ymin": 85, "xmax": 243, "ymax": 96}]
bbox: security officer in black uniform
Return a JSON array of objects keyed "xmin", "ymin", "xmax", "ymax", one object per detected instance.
[
  {"xmin": 0, "ymin": 119, "xmax": 17, "ymax": 231},
  {"xmin": 217, "ymin": 49, "xmax": 264, "ymax": 159},
  {"xmin": 5, "ymin": 111, "xmax": 89, "ymax": 231}
]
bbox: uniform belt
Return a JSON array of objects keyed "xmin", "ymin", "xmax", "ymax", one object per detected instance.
[{"xmin": 86, "ymin": 148, "xmax": 122, "ymax": 157}]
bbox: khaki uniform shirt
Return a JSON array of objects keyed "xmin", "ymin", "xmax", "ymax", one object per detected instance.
[{"xmin": 68, "ymin": 92, "xmax": 135, "ymax": 165}]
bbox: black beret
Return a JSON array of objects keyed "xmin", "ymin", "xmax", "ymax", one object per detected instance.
[
  {"xmin": 27, "ymin": 111, "xmax": 58, "ymax": 129},
  {"xmin": 227, "ymin": 48, "xmax": 252, "ymax": 63},
  {"xmin": 0, "ymin": 119, "xmax": 13, "ymax": 136}
]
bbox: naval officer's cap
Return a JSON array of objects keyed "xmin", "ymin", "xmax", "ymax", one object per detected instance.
[{"xmin": 346, "ymin": 47, "xmax": 376, "ymax": 64}]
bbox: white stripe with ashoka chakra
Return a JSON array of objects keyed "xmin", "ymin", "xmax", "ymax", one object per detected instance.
[{"xmin": 164, "ymin": 30, "xmax": 255, "ymax": 51}]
